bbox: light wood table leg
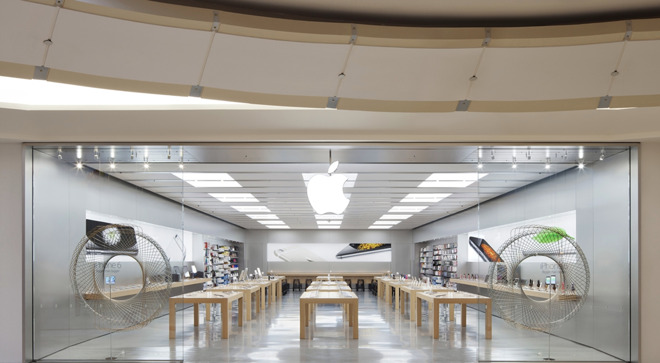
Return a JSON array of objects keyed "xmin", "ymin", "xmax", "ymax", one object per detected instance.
[
  {"xmin": 270, "ymin": 282, "xmax": 275, "ymax": 303},
  {"xmin": 461, "ymin": 303, "xmax": 467, "ymax": 327},
  {"xmin": 261, "ymin": 287, "xmax": 266, "ymax": 310},
  {"xmin": 352, "ymin": 301, "xmax": 359, "ymax": 339},
  {"xmin": 410, "ymin": 291, "xmax": 417, "ymax": 322},
  {"xmin": 256, "ymin": 290, "xmax": 260, "ymax": 314},
  {"xmin": 221, "ymin": 301, "xmax": 229, "ymax": 339},
  {"xmin": 485, "ymin": 301, "xmax": 492, "ymax": 340},
  {"xmin": 245, "ymin": 292, "xmax": 252, "ymax": 321},
  {"xmin": 395, "ymin": 287, "xmax": 400, "ymax": 310},
  {"xmin": 347, "ymin": 303, "xmax": 352, "ymax": 327},
  {"xmin": 206, "ymin": 303, "xmax": 211, "ymax": 321},
  {"xmin": 449, "ymin": 303, "xmax": 455, "ymax": 321},
  {"xmin": 238, "ymin": 297, "xmax": 243, "ymax": 327},
  {"xmin": 194, "ymin": 303, "xmax": 199, "ymax": 326},
  {"xmin": 169, "ymin": 300, "xmax": 176, "ymax": 339},
  {"xmin": 386, "ymin": 284, "xmax": 392, "ymax": 304},
  {"xmin": 400, "ymin": 290, "xmax": 406, "ymax": 316},
  {"xmin": 300, "ymin": 302, "xmax": 306, "ymax": 339},
  {"xmin": 433, "ymin": 300, "xmax": 440, "ymax": 339},
  {"xmin": 416, "ymin": 297, "xmax": 422, "ymax": 327}
]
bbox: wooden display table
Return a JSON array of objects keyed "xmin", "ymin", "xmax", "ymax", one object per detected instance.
[
  {"xmin": 299, "ymin": 291, "xmax": 358, "ymax": 339},
  {"xmin": 416, "ymin": 291, "xmax": 492, "ymax": 340},
  {"xmin": 209, "ymin": 284, "xmax": 260, "ymax": 321},
  {"xmin": 306, "ymin": 284, "xmax": 352, "ymax": 292},
  {"xmin": 316, "ymin": 275, "xmax": 344, "ymax": 281},
  {"xmin": 451, "ymin": 278, "xmax": 579, "ymax": 301},
  {"xmin": 235, "ymin": 281, "xmax": 269, "ymax": 310},
  {"xmin": 309, "ymin": 281, "xmax": 348, "ymax": 287},
  {"xmin": 84, "ymin": 278, "xmax": 211, "ymax": 300},
  {"xmin": 400, "ymin": 285, "xmax": 452, "ymax": 322},
  {"xmin": 169, "ymin": 290, "xmax": 243, "ymax": 339}
]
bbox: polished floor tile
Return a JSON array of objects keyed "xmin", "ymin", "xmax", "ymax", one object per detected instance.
[{"xmin": 43, "ymin": 290, "xmax": 624, "ymax": 362}]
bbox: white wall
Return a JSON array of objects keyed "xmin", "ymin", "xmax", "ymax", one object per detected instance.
[
  {"xmin": 0, "ymin": 143, "xmax": 24, "ymax": 363},
  {"xmin": 245, "ymin": 229, "xmax": 413, "ymax": 275}
]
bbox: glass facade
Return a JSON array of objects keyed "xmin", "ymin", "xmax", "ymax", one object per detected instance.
[{"xmin": 27, "ymin": 144, "xmax": 635, "ymax": 362}]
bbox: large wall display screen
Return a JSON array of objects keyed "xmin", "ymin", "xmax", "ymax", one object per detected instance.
[{"xmin": 267, "ymin": 243, "xmax": 392, "ymax": 262}]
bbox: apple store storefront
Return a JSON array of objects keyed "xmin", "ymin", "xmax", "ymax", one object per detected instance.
[{"xmin": 26, "ymin": 143, "xmax": 637, "ymax": 362}]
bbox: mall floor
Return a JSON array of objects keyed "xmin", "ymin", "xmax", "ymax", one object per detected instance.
[{"xmin": 43, "ymin": 289, "xmax": 622, "ymax": 363}]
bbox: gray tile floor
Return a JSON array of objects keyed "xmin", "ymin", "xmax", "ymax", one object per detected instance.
[{"xmin": 44, "ymin": 290, "xmax": 624, "ymax": 362}]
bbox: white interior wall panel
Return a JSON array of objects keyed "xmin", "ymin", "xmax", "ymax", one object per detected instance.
[
  {"xmin": 201, "ymin": 34, "xmax": 349, "ymax": 96},
  {"xmin": 339, "ymin": 46, "xmax": 481, "ymax": 101},
  {"xmin": 610, "ymin": 40, "xmax": 660, "ymax": 96},
  {"xmin": 0, "ymin": 1, "xmax": 56, "ymax": 66},
  {"xmin": 46, "ymin": 9, "xmax": 210, "ymax": 85},
  {"xmin": 469, "ymin": 43, "xmax": 621, "ymax": 101}
]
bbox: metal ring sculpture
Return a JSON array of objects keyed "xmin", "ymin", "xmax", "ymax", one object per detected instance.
[
  {"xmin": 487, "ymin": 225, "xmax": 590, "ymax": 332},
  {"xmin": 70, "ymin": 224, "xmax": 171, "ymax": 331}
]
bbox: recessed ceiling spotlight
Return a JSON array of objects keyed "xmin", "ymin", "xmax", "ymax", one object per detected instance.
[
  {"xmin": 578, "ymin": 161, "xmax": 585, "ymax": 169},
  {"xmin": 247, "ymin": 214, "xmax": 279, "ymax": 220},
  {"xmin": 232, "ymin": 206, "xmax": 271, "ymax": 213},
  {"xmin": 380, "ymin": 214, "xmax": 412, "ymax": 220},
  {"xmin": 317, "ymin": 220, "xmax": 342, "ymax": 225},
  {"xmin": 75, "ymin": 161, "xmax": 83, "ymax": 169},
  {"xmin": 512, "ymin": 163, "xmax": 517, "ymax": 169},
  {"xmin": 477, "ymin": 162, "xmax": 483, "ymax": 169},
  {"xmin": 110, "ymin": 161, "xmax": 116, "ymax": 169},
  {"xmin": 258, "ymin": 220, "xmax": 285, "ymax": 225},
  {"xmin": 374, "ymin": 220, "xmax": 400, "ymax": 225},
  {"xmin": 388, "ymin": 206, "xmax": 427, "ymax": 213},
  {"xmin": 143, "ymin": 162, "xmax": 150, "ymax": 169},
  {"xmin": 315, "ymin": 214, "xmax": 343, "ymax": 220},
  {"xmin": 210, "ymin": 193, "xmax": 259, "ymax": 203},
  {"xmin": 178, "ymin": 163, "xmax": 184, "ymax": 169},
  {"xmin": 400, "ymin": 193, "xmax": 450, "ymax": 203}
]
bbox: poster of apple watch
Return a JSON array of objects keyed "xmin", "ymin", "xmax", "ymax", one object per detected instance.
[{"xmin": 267, "ymin": 243, "xmax": 392, "ymax": 262}]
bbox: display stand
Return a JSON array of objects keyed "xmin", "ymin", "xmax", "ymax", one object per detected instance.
[{"xmin": 204, "ymin": 242, "xmax": 240, "ymax": 286}]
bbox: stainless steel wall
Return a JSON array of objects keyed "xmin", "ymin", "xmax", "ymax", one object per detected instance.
[
  {"xmin": 412, "ymin": 150, "xmax": 633, "ymax": 361},
  {"xmin": 30, "ymin": 150, "xmax": 245, "ymax": 360}
]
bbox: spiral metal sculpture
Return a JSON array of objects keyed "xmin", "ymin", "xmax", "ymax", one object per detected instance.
[
  {"xmin": 487, "ymin": 225, "xmax": 590, "ymax": 332},
  {"xmin": 70, "ymin": 224, "xmax": 171, "ymax": 331}
]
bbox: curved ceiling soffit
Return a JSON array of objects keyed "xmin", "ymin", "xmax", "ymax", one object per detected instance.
[{"xmin": 9, "ymin": 0, "xmax": 660, "ymax": 112}]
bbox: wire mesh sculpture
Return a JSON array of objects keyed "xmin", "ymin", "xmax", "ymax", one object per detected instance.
[
  {"xmin": 487, "ymin": 225, "xmax": 590, "ymax": 332},
  {"xmin": 70, "ymin": 224, "xmax": 171, "ymax": 331}
]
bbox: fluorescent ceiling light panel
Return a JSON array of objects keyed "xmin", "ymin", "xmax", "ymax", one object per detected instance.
[
  {"xmin": 246, "ymin": 214, "xmax": 279, "ymax": 220},
  {"xmin": 418, "ymin": 173, "xmax": 487, "ymax": 188},
  {"xmin": 380, "ymin": 214, "xmax": 412, "ymax": 220},
  {"xmin": 258, "ymin": 220, "xmax": 285, "ymax": 225},
  {"xmin": 317, "ymin": 220, "xmax": 342, "ymax": 225},
  {"xmin": 388, "ymin": 206, "xmax": 428, "ymax": 213},
  {"xmin": 400, "ymin": 193, "xmax": 451, "ymax": 203},
  {"xmin": 209, "ymin": 193, "xmax": 258, "ymax": 203},
  {"xmin": 172, "ymin": 172, "xmax": 242, "ymax": 188},
  {"xmin": 374, "ymin": 220, "xmax": 400, "ymax": 225},
  {"xmin": 315, "ymin": 214, "xmax": 343, "ymax": 220},
  {"xmin": 266, "ymin": 225, "xmax": 290, "ymax": 229},
  {"xmin": 318, "ymin": 225, "xmax": 341, "ymax": 229},
  {"xmin": 232, "ymin": 206, "xmax": 271, "ymax": 213},
  {"xmin": 302, "ymin": 173, "xmax": 358, "ymax": 188},
  {"xmin": 369, "ymin": 225, "xmax": 392, "ymax": 229}
]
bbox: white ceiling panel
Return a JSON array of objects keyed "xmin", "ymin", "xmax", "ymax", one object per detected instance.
[
  {"xmin": 46, "ymin": 9, "xmax": 210, "ymax": 85},
  {"xmin": 201, "ymin": 34, "xmax": 349, "ymax": 96},
  {"xmin": 470, "ymin": 43, "xmax": 621, "ymax": 101},
  {"xmin": 339, "ymin": 46, "xmax": 481, "ymax": 101},
  {"xmin": 610, "ymin": 40, "xmax": 660, "ymax": 96},
  {"xmin": 0, "ymin": 1, "xmax": 56, "ymax": 66}
]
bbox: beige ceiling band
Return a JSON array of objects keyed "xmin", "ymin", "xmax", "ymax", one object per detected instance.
[
  {"xmin": 469, "ymin": 98, "xmax": 600, "ymax": 113},
  {"xmin": 47, "ymin": 69, "xmax": 191, "ymax": 97},
  {"xmin": 0, "ymin": 61, "xmax": 36, "ymax": 80},
  {"xmin": 202, "ymin": 87, "xmax": 328, "ymax": 109},
  {"xmin": 337, "ymin": 99, "xmax": 457, "ymax": 112}
]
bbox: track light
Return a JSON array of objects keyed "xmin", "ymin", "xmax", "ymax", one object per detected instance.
[
  {"xmin": 167, "ymin": 146, "xmax": 171, "ymax": 159},
  {"xmin": 110, "ymin": 161, "xmax": 116, "ymax": 169},
  {"xmin": 130, "ymin": 147, "xmax": 135, "ymax": 160},
  {"xmin": 512, "ymin": 156, "xmax": 517, "ymax": 169},
  {"xmin": 178, "ymin": 163, "xmax": 184, "ymax": 169},
  {"xmin": 578, "ymin": 159, "xmax": 585, "ymax": 169},
  {"xmin": 477, "ymin": 162, "xmax": 483, "ymax": 169},
  {"xmin": 94, "ymin": 146, "xmax": 98, "ymax": 160},
  {"xmin": 57, "ymin": 147, "xmax": 62, "ymax": 160},
  {"xmin": 545, "ymin": 157, "xmax": 551, "ymax": 170},
  {"xmin": 144, "ymin": 162, "xmax": 150, "ymax": 169},
  {"xmin": 75, "ymin": 161, "xmax": 83, "ymax": 169},
  {"xmin": 599, "ymin": 149, "xmax": 605, "ymax": 161},
  {"xmin": 76, "ymin": 145, "xmax": 82, "ymax": 159}
]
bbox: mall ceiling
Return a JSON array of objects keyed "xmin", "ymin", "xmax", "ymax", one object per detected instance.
[{"xmin": 38, "ymin": 145, "xmax": 627, "ymax": 230}]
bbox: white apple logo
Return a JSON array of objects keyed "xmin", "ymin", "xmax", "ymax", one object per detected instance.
[{"xmin": 307, "ymin": 161, "xmax": 350, "ymax": 214}]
